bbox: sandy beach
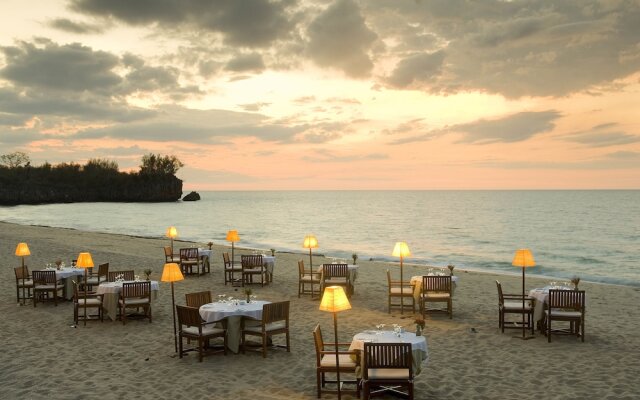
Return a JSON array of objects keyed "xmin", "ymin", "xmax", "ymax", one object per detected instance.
[{"xmin": 1, "ymin": 221, "xmax": 639, "ymax": 399}]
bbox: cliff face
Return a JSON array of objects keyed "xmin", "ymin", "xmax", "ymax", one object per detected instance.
[{"xmin": 0, "ymin": 170, "xmax": 182, "ymax": 205}]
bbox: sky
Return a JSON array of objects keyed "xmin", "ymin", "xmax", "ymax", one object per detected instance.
[{"xmin": 0, "ymin": 0, "xmax": 639, "ymax": 190}]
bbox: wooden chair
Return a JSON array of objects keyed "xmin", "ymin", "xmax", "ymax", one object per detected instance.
[
  {"xmin": 387, "ymin": 269, "xmax": 415, "ymax": 313},
  {"xmin": 223, "ymin": 252, "xmax": 242, "ymax": 285},
  {"xmin": 362, "ymin": 342, "xmax": 413, "ymax": 400},
  {"xmin": 180, "ymin": 248, "xmax": 204, "ymax": 275},
  {"xmin": 321, "ymin": 264, "xmax": 352, "ymax": 297},
  {"xmin": 312, "ymin": 324, "xmax": 360, "ymax": 398},
  {"xmin": 176, "ymin": 305, "xmax": 227, "ymax": 361},
  {"xmin": 163, "ymin": 246, "xmax": 180, "ymax": 263},
  {"xmin": 420, "ymin": 275, "xmax": 452, "ymax": 319},
  {"xmin": 108, "ymin": 270, "xmax": 135, "ymax": 282},
  {"xmin": 185, "ymin": 291, "xmax": 212, "ymax": 308},
  {"xmin": 242, "ymin": 301, "xmax": 290, "ymax": 358},
  {"xmin": 545, "ymin": 289, "xmax": 586, "ymax": 342},
  {"xmin": 73, "ymin": 281, "xmax": 104, "ymax": 324},
  {"xmin": 496, "ymin": 280, "xmax": 533, "ymax": 333},
  {"xmin": 241, "ymin": 255, "xmax": 267, "ymax": 287},
  {"xmin": 14, "ymin": 266, "xmax": 33, "ymax": 303},
  {"xmin": 83, "ymin": 262, "xmax": 109, "ymax": 289},
  {"xmin": 118, "ymin": 281, "xmax": 152, "ymax": 325},
  {"xmin": 298, "ymin": 260, "xmax": 320, "ymax": 298},
  {"xmin": 32, "ymin": 270, "xmax": 64, "ymax": 307}
]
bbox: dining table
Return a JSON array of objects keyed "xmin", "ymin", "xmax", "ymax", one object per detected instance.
[
  {"xmin": 410, "ymin": 274, "xmax": 459, "ymax": 303},
  {"xmin": 199, "ymin": 299, "xmax": 270, "ymax": 353},
  {"xmin": 39, "ymin": 267, "xmax": 85, "ymax": 300},
  {"xmin": 349, "ymin": 330, "xmax": 429, "ymax": 376},
  {"xmin": 198, "ymin": 248, "xmax": 213, "ymax": 270},
  {"xmin": 96, "ymin": 280, "xmax": 160, "ymax": 321},
  {"xmin": 528, "ymin": 285, "xmax": 574, "ymax": 331}
]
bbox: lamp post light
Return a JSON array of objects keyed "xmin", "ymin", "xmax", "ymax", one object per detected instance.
[
  {"xmin": 392, "ymin": 242, "xmax": 411, "ymax": 314},
  {"xmin": 166, "ymin": 226, "xmax": 178, "ymax": 258},
  {"xmin": 303, "ymin": 234, "xmax": 319, "ymax": 277},
  {"xmin": 15, "ymin": 243, "xmax": 31, "ymax": 306},
  {"xmin": 226, "ymin": 230, "xmax": 240, "ymax": 269},
  {"xmin": 162, "ymin": 262, "xmax": 184, "ymax": 353},
  {"xmin": 76, "ymin": 252, "xmax": 95, "ymax": 326},
  {"xmin": 512, "ymin": 249, "xmax": 535, "ymax": 340},
  {"xmin": 319, "ymin": 286, "xmax": 351, "ymax": 400}
]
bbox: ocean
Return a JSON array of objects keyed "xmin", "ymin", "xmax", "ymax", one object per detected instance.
[{"xmin": 1, "ymin": 190, "xmax": 638, "ymax": 287}]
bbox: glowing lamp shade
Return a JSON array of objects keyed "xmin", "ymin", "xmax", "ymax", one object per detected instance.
[
  {"xmin": 392, "ymin": 242, "xmax": 411, "ymax": 258},
  {"xmin": 166, "ymin": 226, "xmax": 178, "ymax": 239},
  {"xmin": 226, "ymin": 230, "xmax": 240, "ymax": 242},
  {"xmin": 76, "ymin": 252, "xmax": 94, "ymax": 269},
  {"xmin": 15, "ymin": 242, "xmax": 31, "ymax": 256},
  {"xmin": 303, "ymin": 235, "xmax": 319, "ymax": 249},
  {"xmin": 512, "ymin": 249, "xmax": 535, "ymax": 267},
  {"xmin": 319, "ymin": 286, "xmax": 351, "ymax": 313},
  {"xmin": 161, "ymin": 263, "xmax": 184, "ymax": 282}
]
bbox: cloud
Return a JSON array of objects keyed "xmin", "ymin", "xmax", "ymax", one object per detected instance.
[
  {"xmin": 70, "ymin": 0, "xmax": 294, "ymax": 48},
  {"xmin": 225, "ymin": 53, "xmax": 265, "ymax": 72},
  {"xmin": 386, "ymin": 51, "xmax": 446, "ymax": 88},
  {"xmin": 562, "ymin": 123, "xmax": 640, "ymax": 147},
  {"xmin": 48, "ymin": 18, "xmax": 105, "ymax": 34},
  {"xmin": 239, "ymin": 102, "xmax": 271, "ymax": 112},
  {"xmin": 306, "ymin": 0, "xmax": 377, "ymax": 77},
  {"xmin": 453, "ymin": 111, "xmax": 561, "ymax": 144},
  {"xmin": 302, "ymin": 151, "xmax": 389, "ymax": 163}
]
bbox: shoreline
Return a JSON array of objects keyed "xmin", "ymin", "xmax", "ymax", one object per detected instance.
[{"xmin": 2, "ymin": 220, "xmax": 635, "ymax": 289}]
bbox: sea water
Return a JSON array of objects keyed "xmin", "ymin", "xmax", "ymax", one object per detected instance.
[{"xmin": 1, "ymin": 190, "xmax": 638, "ymax": 287}]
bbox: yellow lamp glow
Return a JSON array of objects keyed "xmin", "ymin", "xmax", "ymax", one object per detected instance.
[
  {"xmin": 162, "ymin": 262, "xmax": 184, "ymax": 353},
  {"xmin": 166, "ymin": 226, "xmax": 178, "ymax": 238},
  {"xmin": 512, "ymin": 248, "xmax": 536, "ymax": 340},
  {"xmin": 320, "ymin": 285, "xmax": 351, "ymax": 400},
  {"xmin": 392, "ymin": 241, "xmax": 411, "ymax": 314},
  {"xmin": 76, "ymin": 252, "xmax": 94, "ymax": 268},
  {"xmin": 15, "ymin": 242, "xmax": 31, "ymax": 256},
  {"xmin": 303, "ymin": 234, "xmax": 318, "ymax": 278},
  {"xmin": 226, "ymin": 230, "xmax": 240, "ymax": 242}
]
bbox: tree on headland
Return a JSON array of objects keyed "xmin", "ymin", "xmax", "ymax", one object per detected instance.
[
  {"xmin": 140, "ymin": 153, "xmax": 184, "ymax": 175},
  {"xmin": 0, "ymin": 151, "xmax": 31, "ymax": 168}
]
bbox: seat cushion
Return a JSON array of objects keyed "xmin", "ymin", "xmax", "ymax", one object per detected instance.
[
  {"xmin": 390, "ymin": 287, "xmax": 413, "ymax": 295},
  {"xmin": 367, "ymin": 368, "xmax": 410, "ymax": 380},
  {"xmin": 243, "ymin": 268, "xmax": 264, "ymax": 273},
  {"xmin": 18, "ymin": 279, "xmax": 34, "ymax": 287},
  {"xmin": 244, "ymin": 321, "xmax": 287, "ymax": 333},
  {"xmin": 183, "ymin": 325, "xmax": 224, "ymax": 336},
  {"xmin": 78, "ymin": 298, "xmax": 102, "ymax": 306},
  {"xmin": 546, "ymin": 310, "xmax": 582, "ymax": 318},
  {"xmin": 422, "ymin": 292, "xmax": 450, "ymax": 299},
  {"xmin": 324, "ymin": 278, "xmax": 348, "ymax": 285},
  {"xmin": 120, "ymin": 298, "xmax": 150, "ymax": 306},
  {"xmin": 320, "ymin": 354, "xmax": 357, "ymax": 368},
  {"xmin": 35, "ymin": 284, "xmax": 61, "ymax": 290},
  {"xmin": 503, "ymin": 301, "xmax": 531, "ymax": 310}
]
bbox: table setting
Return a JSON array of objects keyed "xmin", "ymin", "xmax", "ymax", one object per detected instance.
[
  {"xmin": 528, "ymin": 282, "xmax": 575, "ymax": 328},
  {"xmin": 410, "ymin": 269, "xmax": 459, "ymax": 302},
  {"xmin": 96, "ymin": 279, "xmax": 160, "ymax": 320}
]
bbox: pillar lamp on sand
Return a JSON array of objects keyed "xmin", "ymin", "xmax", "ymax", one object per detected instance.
[
  {"xmin": 226, "ymin": 230, "xmax": 240, "ymax": 269},
  {"xmin": 392, "ymin": 242, "xmax": 411, "ymax": 314},
  {"xmin": 15, "ymin": 242, "xmax": 31, "ymax": 306},
  {"xmin": 76, "ymin": 252, "xmax": 94, "ymax": 326},
  {"xmin": 319, "ymin": 286, "xmax": 351, "ymax": 400},
  {"xmin": 512, "ymin": 249, "xmax": 535, "ymax": 340},
  {"xmin": 303, "ymin": 234, "xmax": 318, "ymax": 277},
  {"xmin": 166, "ymin": 226, "xmax": 178, "ymax": 258},
  {"xmin": 162, "ymin": 262, "xmax": 184, "ymax": 353}
]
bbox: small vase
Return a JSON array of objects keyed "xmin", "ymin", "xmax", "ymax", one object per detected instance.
[
  {"xmin": 415, "ymin": 326, "xmax": 422, "ymax": 336},
  {"xmin": 246, "ymin": 295, "xmax": 251, "ymax": 303}
]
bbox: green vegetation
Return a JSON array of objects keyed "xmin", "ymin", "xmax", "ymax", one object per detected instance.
[{"xmin": 0, "ymin": 152, "xmax": 183, "ymax": 204}]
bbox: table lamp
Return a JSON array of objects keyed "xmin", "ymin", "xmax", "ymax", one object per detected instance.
[
  {"xmin": 15, "ymin": 242, "xmax": 31, "ymax": 306},
  {"xmin": 166, "ymin": 226, "xmax": 178, "ymax": 258},
  {"xmin": 303, "ymin": 234, "xmax": 318, "ymax": 277},
  {"xmin": 319, "ymin": 286, "xmax": 351, "ymax": 400},
  {"xmin": 226, "ymin": 230, "xmax": 240, "ymax": 269},
  {"xmin": 512, "ymin": 249, "xmax": 535, "ymax": 340},
  {"xmin": 76, "ymin": 252, "xmax": 94, "ymax": 326},
  {"xmin": 162, "ymin": 262, "xmax": 184, "ymax": 353},
  {"xmin": 392, "ymin": 241, "xmax": 411, "ymax": 314}
]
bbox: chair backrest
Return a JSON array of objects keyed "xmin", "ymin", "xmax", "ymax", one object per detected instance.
[
  {"xmin": 223, "ymin": 252, "xmax": 231, "ymax": 268},
  {"xmin": 180, "ymin": 248, "xmax": 199, "ymax": 261},
  {"xmin": 185, "ymin": 291, "xmax": 212, "ymax": 308},
  {"xmin": 122, "ymin": 281, "xmax": 151, "ymax": 299},
  {"xmin": 322, "ymin": 264, "xmax": 348, "ymax": 280},
  {"xmin": 163, "ymin": 246, "xmax": 173, "ymax": 261},
  {"xmin": 363, "ymin": 342, "xmax": 413, "ymax": 380},
  {"xmin": 312, "ymin": 324, "xmax": 324, "ymax": 366},
  {"xmin": 32, "ymin": 270, "xmax": 59, "ymax": 285},
  {"xmin": 263, "ymin": 301, "xmax": 289, "ymax": 325},
  {"xmin": 298, "ymin": 260, "xmax": 305, "ymax": 277},
  {"xmin": 241, "ymin": 255, "xmax": 264, "ymax": 269},
  {"xmin": 422, "ymin": 275, "xmax": 452, "ymax": 293},
  {"xmin": 14, "ymin": 266, "xmax": 30, "ymax": 280},
  {"xmin": 549, "ymin": 289, "xmax": 585, "ymax": 312},
  {"xmin": 98, "ymin": 263, "xmax": 109, "ymax": 278},
  {"xmin": 386, "ymin": 269, "xmax": 392, "ymax": 292},
  {"xmin": 176, "ymin": 305, "xmax": 203, "ymax": 330},
  {"xmin": 108, "ymin": 270, "xmax": 135, "ymax": 282},
  {"xmin": 496, "ymin": 280, "xmax": 504, "ymax": 304}
]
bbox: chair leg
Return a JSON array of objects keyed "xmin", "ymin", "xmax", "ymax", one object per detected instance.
[
  {"xmin": 179, "ymin": 335, "xmax": 184, "ymax": 359},
  {"xmin": 316, "ymin": 370, "xmax": 322, "ymax": 398},
  {"xmin": 286, "ymin": 331, "xmax": 291, "ymax": 352},
  {"xmin": 262, "ymin": 334, "xmax": 267, "ymax": 358}
]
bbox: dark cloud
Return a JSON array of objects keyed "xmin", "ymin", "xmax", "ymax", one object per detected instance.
[
  {"xmin": 453, "ymin": 111, "xmax": 561, "ymax": 144},
  {"xmin": 386, "ymin": 51, "xmax": 445, "ymax": 88},
  {"xmin": 306, "ymin": 0, "xmax": 377, "ymax": 77},
  {"xmin": 48, "ymin": 18, "xmax": 105, "ymax": 34},
  {"xmin": 70, "ymin": 0, "xmax": 294, "ymax": 48},
  {"xmin": 225, "ymin": 53, "xmax": 265, "ymax": 72},
  {"xmin": 562, "ymin": 123, "xmax": 640, "ymax": 147}
]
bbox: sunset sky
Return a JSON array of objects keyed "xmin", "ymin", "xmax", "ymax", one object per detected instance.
[{"xmin": 1, "ymin": 0, "xmax": 639, "ymax": 190}]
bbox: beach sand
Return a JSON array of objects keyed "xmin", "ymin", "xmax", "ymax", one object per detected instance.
[{"xmin": 1, "ymin": 221, "xmax": 639, "ymax": 399}]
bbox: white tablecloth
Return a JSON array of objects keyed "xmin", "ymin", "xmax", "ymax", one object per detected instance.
[
  {"xmin": 96, "ymin": 280, "xmax": 160, "ymax": 321},
  {"xmin": 199, "ymin": 248, "xmax": 213, "ymax": 269},
  {"xmin": 349, "ymin": 330, "xmax": 429, "ymax": 376},
  {"xmin": 528, "ymin": 286, "xmax": 573, "ymax": 328},
  {"xmin": 199, "ymin": 300, "xmax": 270, "ymax": 353},
  {"xmin": 40, "ymin": 267, "xmax": 85, "ymax": 300},
  {"xmin": 410, "ymin": 275, "xmax": 459, "ymax": 302}
]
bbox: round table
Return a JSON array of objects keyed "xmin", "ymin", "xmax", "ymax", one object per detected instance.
[
  {"xmin": 199, "ymin": 300, "xmax": 270, "ymax": 353},
  {"xmin": 349, "ymin": 330, "xmax": 429, "ymax": 375}
]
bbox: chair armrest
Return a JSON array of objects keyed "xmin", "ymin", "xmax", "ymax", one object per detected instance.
[{"xmin": 322, "ymin": 342, "xmax": 353, "ymax": 348}]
